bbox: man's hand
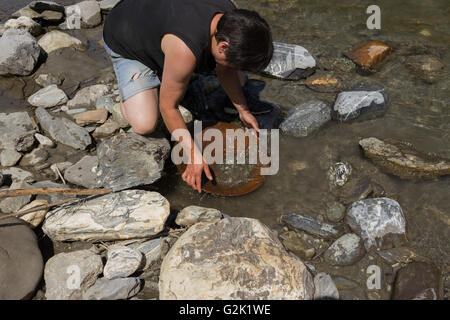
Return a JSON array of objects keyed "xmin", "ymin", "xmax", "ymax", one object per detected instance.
[
  {"xmin": 239, "ymin": 109, "xmax": 260, "ymax": 133},
  {"xmin": 182, "ymin": 157, "xmax": 213, "ymax": 193}
]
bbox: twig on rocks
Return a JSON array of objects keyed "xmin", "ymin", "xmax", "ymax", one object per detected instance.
[
  {"xmin": 54, "ymin": 166, "xmax": 66, "ymax": 185},
  {"xmin": 0, "ymin": 187, "xmax": 111, "ymax": 198}
]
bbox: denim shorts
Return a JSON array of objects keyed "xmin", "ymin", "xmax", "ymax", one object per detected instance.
[{"xmin": 103, "ymin": 38, "xmax": 161, "ymax": 101}]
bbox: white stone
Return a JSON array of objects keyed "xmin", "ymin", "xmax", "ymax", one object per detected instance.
[
  {"xmin": 4, "ymin": 16, "xmax": 42, "ymax": 36},
  {"xmin": 27, "ymin": 84, "xmax": 68, "ymax": 108},
  {"xmin": 38, "ymin": 30, "xmax": 85, "ymax": 53},
  {"xmin": 175, "ymin": 205, "xmax": 222, "ymax": 227},
  {"xmin": 314, "ymin": 273, "xmax": 339, "ymax": 300},
  {"xmin": 104, "ymin": 246, "xmax": 143, "ymax": 279},
  {"xmin": 35, "ymin": 133, "xmax": 55, "ymax": 147}
]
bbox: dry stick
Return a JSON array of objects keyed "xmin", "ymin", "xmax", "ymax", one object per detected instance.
[
  {"xmin": 0, "ymin": 187, "xmax": 111, "ymax": 199},
  {"xmin": 0, "ymin": 197, "xmax": 79, "ymax": 221}
]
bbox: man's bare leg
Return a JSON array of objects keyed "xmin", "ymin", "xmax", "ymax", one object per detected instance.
[{"xmin": 120, "ymin": 88, "xmax": 159, "ymax": 135}]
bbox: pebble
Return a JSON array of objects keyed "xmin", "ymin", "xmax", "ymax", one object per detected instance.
[
  {"xmin": 0, "ymin": 149, "xmax": 22, "ymax": 167},
  {"xmin": 4, "ymin": 16, "xmax": 42, "ymax": 36},
  {"xmin": 37, "ymin": 30, "xmax": 85, "ymax": 54},
  {"xmin": 328, "ymin": 161, "xmax": 352, "ymax": 187},
  {"xmin": 63, "ymin": 155, "xmax": 100, "ymax": 188},
  {"xmin": 17, "ymin": 199, "xmax": 49, "ymax": 228},
  {"xmin": 67, "ymin": 84, "xmax": 109, "ymax": 109},
  {"xmin": 324, "ymin": 233, "xmax": 366, "ymax": 266},
  {"xmin": 35, "ymin": 133, "xmax": 55, "ymax": 147},
  {"xmin": 19, "ymin": 147, "xmax": 49, "ymax": 167},
  {"xmin": 93, "ymin": 118, "xmax": 121, "ymax": 139},
  {"xmin": 281, "ymin": 213, "xmax": 345, "ymax": 240},
  {"xmin": 344, "ymin": 41, "xmax": 392, "ymax": 72},
  {"xmin": 73, "ymin": 109, "xmax": 108, "ymax": 126},
  {"xmin": 34, "ymin": 73, "xmax": 64, "ymax": 87},
  {"xmin": 175, "ymin": 205, "xmax": 223, "ymax": 227},
  {"xmin": 325, "ymin": 202, "xmax": 346, "ymax": 222},
  {"xmin": 104, "ymin": 246, "xmax": 143, "ymax": 280},
  {"xmin": 314, "ymin": 273, "xmax": 339, "ymax": 300},
  {"xmin": 27, "ymin": 84, "xmax": 68, "ymax": 108}
]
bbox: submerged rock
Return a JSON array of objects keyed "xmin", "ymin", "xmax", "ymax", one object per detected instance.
[
  {"xmin": 324, "ymin": 233, "xmax": 366, "ymax": 266},
  {"xmin": 405, "ymin": 54, "xmax": 445, "ymax": 84},
  {"xmin": 325, "ymin": 202, "xmax": 346, "ymax": 222},
  {"xmin": 279, "ymin": 231, "xmax": 316, "ymax": 260},
  {"xmin": 159, "ymin": 217, "xmax": 314, "ymax": 300},
  {"xmin": 314, "ymin": 273, "xmax": 339, "ymax": 300},
  {"xmin": 393, "ymin": 262, "xmax": 441, "ymax": 300},
  {"xmin": 82, "ymin": 277, "xmax": 141, "ymax": 300},
  {"xmin": 328, "ymin": 161, "xmax": 352, "ymax": 187},
  {"xmin": 64, "ymin": 1, "xmax": 102, "ymax": 29},
  {"xmin": 27, "ymin": 84, "xmax": 68, "ymax": 108},
  {"xmin": 333, "ymin": 84, "xmax": 388, "ymax": 121},
  {"xmin": 67, "ymin": 84, "xmax": 109, "ymax": 109},
  {"xmin": 281, "ymin": 213, "xmax": 345, "ymax": 240},
  {"xmin": 346, "ymin": 198, "xmax": 406, "ymax": 250},
  {"xmin": 0, "ymin": 215, "xmax": 44, "ymax": 300},
  {"xmin": 63, "ymin": 155, "xmax": 100, "ymax": 188},
  {"xmin": 0, "ymin": 29, "xmax": 41, "ymax": 76},
  {"xmin": 96, "ymin": 133, "xmax": 170, "ymax": 191},
  {"xmin": 38, "ymin": 30, "xmax": 85, "ymax": 54},
  {"xmin": 359, "ymin": 137, "xmax": 450, "ymax": 179},
  {"xmin": 42, "ymin": 190, "xmax": 170, "ymax": 242},
  {"xmin": 103, "ymin": 246, "xmax": 143, "ymax": 280},
  {"xmin": 279, "ymin": 100, "xmax": 331, "ymax": 137},
  {"xmin": 175, "ymin": 205, "xmax": 223, "ymax": 227},
  {"xmin": 35, "ymin": 107, "xmax": 92, "ymax": 150},
  {"xmin": 263, "ymin": 42, "xmax": 316, "ymax": 80},
  {"xmin": 44, "ymin": 249, "xmax": 103, "ymax": 300},
  {"xmin": 344, "ymin": 41, "xmax": 392, "ymax": 72},
  {"xmin": 4, "ymin": 16, "xmax": 42, "ymax": 36},
  {"xmin": 305, "ymin": 73, "xmax": 344, "ymax": 93}
]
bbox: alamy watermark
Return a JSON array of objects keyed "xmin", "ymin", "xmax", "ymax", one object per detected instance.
[
  {"xmin": 366, "ymin": 5, "xmax": 381, "ymax": 30},
  {"xmin": 171, "ymin": 121, "xmax": 280, "ymax": 176}
]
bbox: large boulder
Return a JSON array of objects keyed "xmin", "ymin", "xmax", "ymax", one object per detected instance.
[
  {"xmin": 44, "ymin": 249, "xmax": 103, "ymax": 300},
  {"xmin": 96, "ymin": 133, "xmax": 170, "ymax": 191},
  {"xmin": 0, "ymin": 29, "xmax": 41, "ymax": 76},
  {"xmin": 346, "ymin": 198, "xmax": 407, "ymax": 250},
  {"xmin": 159, "ymin": 217, "xmax": 314, "ymax": 300},
  {"xmin": 279, "ymin": 100, "xmax": 331, "ymax": 137},
  {"xmin": 42, "ymin": 190, "xmax": 170, "ymax": 242},
  {"xmin": 0, "ymin": 215, "xmax": 44, "ymax": 300},
  {"xmin": 359, "ymin": 137, "xmax": 450, "ymax": 179},
  {"xmin": 35, "ymin": 107, "xmax": 92, "ymax": 150}
]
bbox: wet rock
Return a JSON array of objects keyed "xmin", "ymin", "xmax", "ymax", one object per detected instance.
[
  {"xmin": 110, "ymin": 103, "xmax": 129, "ymax": 128},
  {"xmin": 328, "ymin": 161, "xmax": 352, "ymax": 187},
  {"xmin": 346, "ymin": 198, "xmax": 407, "ymax": 250},
  {"xmin": 175, "ymin": 205, "xmax": 222, "ymax": 227},
  {"xmin": 27, "ymin": 84, "xmax": 68, "ymax": 108},
  {"xmin": 332, "ymin": 276, "xmax": 359, "ymax": 290},
  {"xmin": 0, "ymin": 181, "xmax": 32, "ymax": 213},
  {"xmin": 64, "ymin": 1, "xmax": 102, "ymax": 29},
  {"xmin": 35, "ymin": 133, "xmax": 55, "ymax": 147},
  {"xmin": 93, "ymin": 118, "xmax": 120, "ymax": 139},
  {"xmin": 393, "ymin": 262, "xmax": 441, "ymax": 300},
  {"xmin": 63, "ymin": 155, "xmax": 100, "ymax": 188},
  {"xmin": 38, "ymin": 30, "xmax": 85, "ymax": 54},
  {"xmin": 82, "ymin": 277, "xmax": 141, "ymax": 300},
  {"xmin": 280, "ymin": 231, "xmax": 316, "ymax": 260},
  {"xmin": 34, "ymin": 73, "xmax": 63, "ymax": 87},
  {"xmin": 0, "ymin": 149, "xmax": 22, "ymax": 167},
  {"xmin": 0, "ymin": 29, "xmax": 41, "ymax": 76},
  {"xmin": 99, "ymin": 0, "xmax": 122, "ymax": 12},
  {"xmin": 325, "ymin": 202, "xmax": 346, "ymax": 222},
  {"xmin": 159, "ymin": 217, "xmax": 314, "ymax": 300},
  {"xmin": 35, "ymin": 107, "xmax": 92, "ymax": 150},
  {"xmin": 337, "ymin": 176, "xmax": 383, "ymax": 205},
  {"xmin": 333, "ymin": 84, "xmax": 388, "ymax": 121},
  {"xmin": 19, "ymin": 146, "xmax": 49, "ymax": 167},
  {"xmin": 279, "ymin": 100, "xmax": 331, "ymax": 138},
  {"xmin": 44, "ymin": 249, "xmax": 103, "ymax": 300},
  {"xmin": 377, "ymin": 247, "xmax": 420, "ymax": 265},
  {"xmin": 281, "ymin": 213, "xmax": 345, "ymax": 240},
  {"xmin": 96, "ymin": 133, "xmax": 170, "ymax": 191},
  {"xmin": 314, "ymin": 273, "xmax": 339, "ymax": 300},
  {"xmin": 324, "ymin": 233, "xmax": 366, "ymax": 266},
  {"xmin": 42, "ymin": 190, "xmax": 170, "ymax": 242},
  {"xmin": 73, "ymin": 109, "xmax": 108, "ymax": 126},
  {"xmin": 305, "ymin": 73, "xmax": 344, "ymax": 93},
  {"xmin": 359, "ymin": 137, "xmax": 450, "ymax": 179},
  {"xmin": 14, "ymin": 131, "xmax": 36, "ymax": 153},
  {"xmin": 0, "ymin": 215, "xmax": 44, "ymax": 299},
  {"xmin": 263, "ymin": 42, "xmax": 316, "ymax": 80},
  {"xmin": 104, "ymin": 246, "xmax": 143, "ymax": 280},
  {"xmin": 17, "ymin": 199, "xmax": 49, "ymax": 228},
  {"xmin": 127, "ymin": 238, "xmax": 162, "ymax": 271},
  {"xmin": 405, "ymin": 54, "xmax": 445, "ymax": 84},
  {"xmin": 4, "ymin": 16, "xmax": 42, "ymax": 36},
  {"xmin": 344, "ymin": 41, "xmax": 392, "ymax": 72},
  {"xmin": 67, "ymin": 84, "xmax": 109, "ymax": 109}
]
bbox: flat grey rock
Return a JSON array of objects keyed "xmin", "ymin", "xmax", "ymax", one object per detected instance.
[
  {"xmin": 0, "ymin": 180, "xmax": 32, "ymax": 214},
  {"xmin": 0, "ymin": 215, "xmax": 43, "ymax": 299},
  {"xmin": 64, "ymin": 155, "xmax": 100, "ymax": 188},
  {"xmin": 346, "ymin": 198, "xmax": 406, "ymax": 250},
  {"xmin": 44, "ymin": 249, "xmax": 103, "ymax": 300},
  {"xmin": 280, "ymin": 100, "xmax": 331, "ymax": 137},
  {"xmin": 314, "ymin": 273, "xmax": 339, "ymax": 300},
  {"xmin": 281, "ymin": 213, "xmax": 345, "ymax": 240},
  {"xmin": 42, "ymin": 190, "xmax": 170, "ymax": 242},
  {"xmin": 96, "ymin": 132, "xmax": 170, "ymax": 191},
  {"xmin": 35, "ymin": 107, "xmax": 92, "ymax": 150},
  {"xmin": 0, "ymin": 111, "xmax": 34, "ymax": 152},
  {"xmin": 333, "ymin": 84, "xmax": 387, "ymax": 121},
  {"xmin": 324, "ymin": 233, "xmax": 366, "ymax": 266},
  {"xmin": 104, "ymin": 246, "xmax": 143, "ymax": 279},
  {"xmin": 263, "ymin": 42, "xmax": 316, "ymax": 80},
  {"xmin": 0, "ymin": 29, "xmax": 41, "ymax": 76},
  {"xmin": 0, "ymin": 149, "xmax": 22, "ymax": 167},
  {"xmin": 82, "ymin": 277, "xmax": 141, "ymax": 300}
]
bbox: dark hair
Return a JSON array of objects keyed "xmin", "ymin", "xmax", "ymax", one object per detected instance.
[{"xmin": 215, "ymin": 9, "xmax": 273, "ymax": 72}]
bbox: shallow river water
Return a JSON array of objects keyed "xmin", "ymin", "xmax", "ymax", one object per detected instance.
[{"xmin": 1, "ymin": 0, "xmax": 449, "ymax": 299}]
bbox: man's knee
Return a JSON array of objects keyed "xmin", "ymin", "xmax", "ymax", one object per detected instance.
[{"xmin": 131, "ymin": 119, "xmax": 158, "ymax": 135}]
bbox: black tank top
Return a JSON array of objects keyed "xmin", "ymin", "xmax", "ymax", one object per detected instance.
[{"xmin": 103, "ymin": 0, "xmax": 236, "ymax": 77}]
